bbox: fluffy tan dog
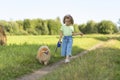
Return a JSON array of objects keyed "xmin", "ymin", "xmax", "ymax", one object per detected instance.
[
  {"xmin": 36, "ymin": 46, "xmax": 51, "ymax": 65},
  {"xmin": 0, "ymin": 25, "xmax": 7, "ymax": 45}
]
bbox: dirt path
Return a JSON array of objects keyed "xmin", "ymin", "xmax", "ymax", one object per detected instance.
[{"xmin": 16, "ymin": 42, "xmax": 104, "ymax": 80}]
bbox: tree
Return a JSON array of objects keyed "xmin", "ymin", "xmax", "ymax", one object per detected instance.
[
  {"xmin": 42, "ymin": 20, "xmax": 49, "ymax": 35},
  {"xmin": 85, "ymin": 20, "xmax": 98, "ymax": 33},
  {"xmin": 4, "ymin": 21, "xmax": 15, "ymax": 34},
  {"xmin": 78, "ymin": 24, "xmax": 86, "ymax": 34},
  {"xmin": 23, "ymin": 19, "xmax": 31, "ymax": 31},
  {"xmin": 47, "ymin": 19, "xmax": 61, "ymax": 35},
  {"xmin": 0, "ymin": 20, "xmax": 9, "ymax": 33},
  {"xmin": 97, "ymin": 20, "xmax": 118, "ymax": 34},
  {"xmin": 35, "ymin": 19, "xmax": 44, "ymax": 35},
  {"xmin": 10, "ymin": 21, "xmax": 20, "ymax": 34},
  {"xmin": 16, "ymin": 20, "xmax": 28, "ymax": 35},
  {"xmin": 16, "ymin": 20, "xmax": 23, "ymax": 31}
]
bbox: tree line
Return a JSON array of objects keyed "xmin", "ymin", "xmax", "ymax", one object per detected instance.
[
  {"xmin": 79, "ymin": 20, "xmax": 119, "ymax": 34},
  {"xmin": 0, "ymin": 18, "xmax": 119, "ymax": 35},
  {"xmin": 0, "ymin": 17, "xmax": 61, "ymax": 35}
]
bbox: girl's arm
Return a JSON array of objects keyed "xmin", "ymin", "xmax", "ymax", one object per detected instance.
[
  {"xmin": 59, "ymin": 31, "xmax": 63, "ymax": 42},
  {"xmin": 72, "ymin": 32, "xmax": 83, "ymax": 36}
]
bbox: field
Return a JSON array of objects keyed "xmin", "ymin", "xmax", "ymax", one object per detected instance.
[
  {"xmin": 40, "ymin": 36, "xmax": 120, "ymax": 80},
  {"xmin": 0, "ymin": 34, "xmax": 120, "ymax": 80}
]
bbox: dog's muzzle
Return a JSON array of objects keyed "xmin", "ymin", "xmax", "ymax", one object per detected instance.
[{"xmin": 44, "ymin": 51, "xmax": 49, "ymax": 55}]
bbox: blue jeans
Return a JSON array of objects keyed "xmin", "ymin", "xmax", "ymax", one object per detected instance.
[{"xmin": 61, "ymin": 36, "xmax": 73, "ymax": 56}]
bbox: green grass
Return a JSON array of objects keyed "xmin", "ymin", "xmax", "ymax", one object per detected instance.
[
  {"xmin": 0, "ymin": 34, "xmax": 119, "ymax": 80},
  {"xmin": 40, "ymin": 38, "xmax": 120, "ymax": 80}
]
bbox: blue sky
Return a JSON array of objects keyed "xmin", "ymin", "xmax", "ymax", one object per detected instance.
[{"xmin": 0, "ymin": 0, "xmax": 120, "ymax": 24}]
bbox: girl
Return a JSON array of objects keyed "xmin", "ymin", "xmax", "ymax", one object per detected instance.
[{"xmin": 59, "ymin": 14, "xmax": 83, "ymax": 63}]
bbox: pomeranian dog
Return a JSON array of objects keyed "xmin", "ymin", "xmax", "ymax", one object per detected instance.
[{"xmin": 36, "ymin": 46, "xmax": 51, "ymax": 65}]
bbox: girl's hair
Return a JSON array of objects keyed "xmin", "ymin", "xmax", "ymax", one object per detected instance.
[{"xmin": 63, "ymin": 14, "xmax": 74, "ymax": 24}]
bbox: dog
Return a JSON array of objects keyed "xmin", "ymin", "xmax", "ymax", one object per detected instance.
[
  {"xmin": 0, "ymin": 25, "xmax": 7, "ymax": 45},
  {"xmin": 36, "ymin": 46, "xmax": 51, "ymax": 65}
]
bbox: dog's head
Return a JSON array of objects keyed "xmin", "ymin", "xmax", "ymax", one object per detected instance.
[
  {"xmin": 42, "ymin": 49, "xmax": 49, "ymax": 55},
  {"xmin": 37, "ymin": 46, "xmax": 51, "ymax": 65},
  {"xmin": 39, "ymin": 46, "xmax": 50, "ymax": 55}
]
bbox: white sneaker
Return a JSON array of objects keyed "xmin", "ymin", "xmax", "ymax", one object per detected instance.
[{"xmin": 65, "ymin": 59, "xmax": 70, "ymax": 63}]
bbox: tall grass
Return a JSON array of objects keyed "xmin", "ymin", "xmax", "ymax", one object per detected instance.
[
  {"xmin": 0, "ymin": 35, "xmax": 103, "ymax": 80},
  {"xmin": 40, "ymin": 38, "xmax": 120, "ymax": 80},
  {"xmin": 0, "ymin": 34, "xmax": 119, "ymax": 80}
]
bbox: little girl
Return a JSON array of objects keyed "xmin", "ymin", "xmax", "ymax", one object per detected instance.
[{"xmin": 59, "ymin": 14, "xmax": 83, "ymax": 63}]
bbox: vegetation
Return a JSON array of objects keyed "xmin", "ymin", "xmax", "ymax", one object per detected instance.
[
  {"xmin": 0, "ymin": 34, "xmax": 109, "ymax": 80},
  {"xmin": 0, "ymin": 18, "xmax": 61, "ymax": 35},
  {"xmin": 41, "ymin": 37, "xmax": 120, "ymax": 80},
  {"xmin": 79, "ymin": 20, "xmax": 118, "ymax": 34},
  {"xmin": 0, "ymin": 18, "xmax": 119, "ymax": 35},
  {"xmin": 0, "ymin": 34, "xmax": 119, "ymax": 80}
]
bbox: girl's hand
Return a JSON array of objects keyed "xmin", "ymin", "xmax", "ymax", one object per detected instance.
[{"xmin": 58, "ymin": 39, "xmax": 62, "ymax": 43}]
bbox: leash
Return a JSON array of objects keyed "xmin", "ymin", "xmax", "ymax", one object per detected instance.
[{"xmin": 51, "ymin": 41, "xmax": 62, "ymax": 62}]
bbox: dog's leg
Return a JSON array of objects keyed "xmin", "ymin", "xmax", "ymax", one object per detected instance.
[
  {"xmin": 44, "ymin": 61, "xmax": 48, "ymax": 65},
  {"xmin": 40, "ymin": 61, "xmax": 44, "ymax": 64}
]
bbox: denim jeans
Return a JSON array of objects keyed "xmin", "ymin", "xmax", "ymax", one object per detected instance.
[{"xmin": 61, "ymin": 36, "xmax": 73, "ymax": 56}]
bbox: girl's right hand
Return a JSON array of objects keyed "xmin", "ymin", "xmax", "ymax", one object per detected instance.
[
  {"xmin": 59, "ymin": 39, "xmax": 62, "ymax": 43},
  {"xmin": 58, "ymin": 40, "xmax": 62, "ymax": 43}
]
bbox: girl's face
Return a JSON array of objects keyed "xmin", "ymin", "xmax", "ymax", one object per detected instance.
[{"xmin": 65, "ymin": 18, "xmax": 71, "ymax": 26}]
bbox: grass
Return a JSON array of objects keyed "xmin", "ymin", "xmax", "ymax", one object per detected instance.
[
  {"xmin": 0, "ymin": 34, "xmax": 119, "ymax": 80},
  {"xmin": 40, "ymin": 38, "xmax": 120, "ymax": 80}
]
